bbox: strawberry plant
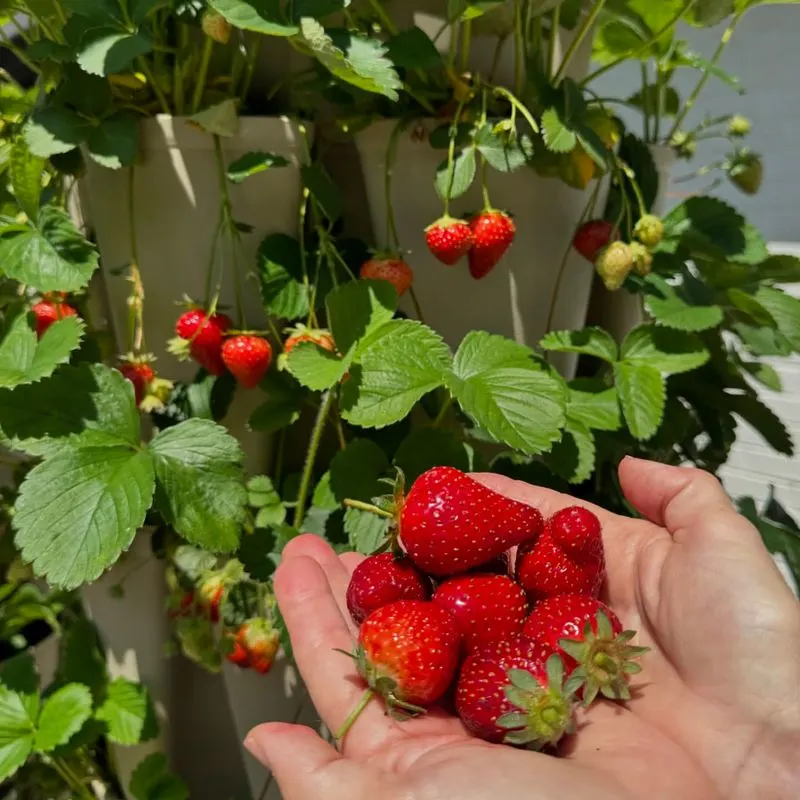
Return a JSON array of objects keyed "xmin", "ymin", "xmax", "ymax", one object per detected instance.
[{"xmin": 0, "ymin": 0, "xmax": 797, "ymax": 792}]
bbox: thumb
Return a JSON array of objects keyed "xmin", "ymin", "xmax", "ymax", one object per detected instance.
[{"xmin": 245, "ymin": 722, "xmax": 343, "ymax": 799}]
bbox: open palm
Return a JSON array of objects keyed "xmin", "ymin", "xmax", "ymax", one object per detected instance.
[{"xmin": 246, "ymin": 457, "xmax": 800, "ymax": 800}]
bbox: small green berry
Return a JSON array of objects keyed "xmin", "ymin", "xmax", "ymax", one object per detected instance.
[
  {"xmin": 630, "ymin": 242, "xmax": 653, "ymax": 277},
  {"xmin": 633, "ymin": 215, "xmax": 664, "ymax": 248},
  {"xmin": 595, "ymin": 242, "xmax": 633, "ymax": 291},
  {"xmin": 728, "ymin": 115, "xmax": 751, "ymax": 138}
]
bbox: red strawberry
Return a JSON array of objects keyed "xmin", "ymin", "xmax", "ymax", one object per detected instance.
[
  {"xmin": 549, "ymin": 506, "xmax": 603, "ymax": 563},
  {"xmin": 399, "ymin": 467, "xmax": 542, "ymax": 576},
  {"xmin": 225, "ymin": 635, "xmax": 249, "ymax": 667},
  {"xmin": 469, "ymin": 552, "xmax": 510, "ymax": 576},
  {"xmin": 283, "ymin": 327, "xmax": 335, "ymax": 356},
  {"xmin": 360, "ymin": 257, "xmax": 414, "ymax": 297},
  {"xmin": 337, "ymin": 600, "xmax": 460, "ymax": 739},
  {"xmin": 572, "ymin": 220, "xmax": 618, "ymax": 262},
  {"xmin": 175, "ymin": 309, "xmax": 232, "ymax": 375},
  {"xmin": 119, "ymin": 359, "xmax": 155, "ymax": 406},
  {"xmin": 425, "ymin": 216, "xmax": 473, "ymax": 265},
  {"xmin": 515, "ymin": 523, "xmax": 604, "ymax": 604},
  {"xmin": 168, "ymin": 590, "xmax": 196, "ymax": 620},
  {"xmin": 467, "ymin": 210, "xmax": 515, "ymax": 279},
  {"xmin": 197, "ymin": 575, "xmax": 225, "ymax": 623},
  {"xmin": 455, "ymin": 634, "xmax": 575, "ymax": 746},
  {"xmin": 221, "ymin": 335, "xmax": 272, "ymax": 388},
  {"xmin": 523, "ymin": 595, "xmax": 648, "ymax": 705},
  {"xmin": 227, "ymin": 618, "xmax": 279, "ymax": 674},
  {"xmin": 31, "ymin": 300, "xmax": 77, "ymax": 338},
  {"xmin": 432, "ymin": 574, "xmax": 528, "ymax": 654},
  {"xmin": 346, "ymin": 553, "xmax": 430, "ymax": 625}
]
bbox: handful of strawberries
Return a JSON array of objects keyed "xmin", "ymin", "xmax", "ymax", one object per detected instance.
[{"xmin": 338, "ymin": 466, "xmax": 647, "ymax": 749}]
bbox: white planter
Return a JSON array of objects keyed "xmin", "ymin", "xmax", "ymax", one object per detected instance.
[
  {"xmin": 355, "ymin": 119, "xmax": 608, "ymax": 357},
  {"xmin": 81, "ymin": 116, "xmax": 308, "ymax": 473},
  {"xmin": 81, "ymin": 531, "xmax": 169, "ymax": 799},
  {"xmin": 588, "ymin": 144, "xmax": 677, "ymax": 341}
]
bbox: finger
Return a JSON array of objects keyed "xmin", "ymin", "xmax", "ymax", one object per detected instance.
[
  {"xmin": 245, "ymin": 723, "xmax": 347, "ymax": 799},
  {"xmin": 339, "ymin": 551, "xmax": 365, "ymax": 574},
  {"xmin": 274, "ymin": 554, "xmax": 392, "ymax": 754},
  {"xmin": 618, "ymin": 458, "xmax": 742, "ymax": 542},
  {"xmin": 284, "ymin": 534, "xmax": 354, "ymax": 627}
]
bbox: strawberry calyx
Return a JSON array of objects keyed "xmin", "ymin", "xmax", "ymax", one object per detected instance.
[
  {"xmin": 558, "ymin": 611, "xmax": 649, "ymax": 706},
  {"xmin": 342, "ymin": 469, "xmax": 406, "ymax": 554},
  {"xmin": 496, "ymin": 654, "xmax": 576, "ymax": 749}
]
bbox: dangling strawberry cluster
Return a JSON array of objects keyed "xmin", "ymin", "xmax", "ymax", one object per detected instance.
[{"xmin": 336, "ymin": 466, "xmax": 648, "ymax": 749}]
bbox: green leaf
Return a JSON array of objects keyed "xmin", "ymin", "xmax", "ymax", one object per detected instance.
[
  {"xmin": 256, "ymin": 233, "xmax": 309, "ymax": 321},
  {"xmin": 0, "ymin": 315, "xmax": 85, "ymax": 389},
  {"xmin": 86, "ymin": 111, "xmax": 139, "ymax": 169},
  {"xmin": 0, "ymin": 206, "xmax": 98, "ymax": 292},
  {"xmin": 621, "ymin": 325, "xmax": 710, "ymax": 375},
  {"xmin": 435, "ymin": 146, "xmax": 476, "ymax": 200},
  {"xmin": 56, "ymin": 617, "xmax": 107, "ymax": 700},
  {"xmin": 724, "ymin": 393, "xmax": 793, "ymax": 455},
  {"xmin": 687, "ymin": 0, "xmax": 735, "ymax": 25},
  {"xmin": 737, "ymin": 496, "xmax": 800, "ymax": 588},
  {"xmin": 286, "ymin": 341, "xmax": 348, "ymax": 390},
  {"xmin": 209, "ymin": 0, "xmax": 298, "ymax": 35},
  {"xmin": 10, "ymin": 138, "xmax": 44, "ymax": 220},
  {"xmin": 190, "ymin": 99, "xmax": 238, "ymax": 137},
  {"xmin": 344, "ymin": 507, "xmax": 389, "ymax": 555},
  {"xmin": 0, "ymin": 654, "xmax": 38, "ymax": 702},
  {"xmin": 386, "ymin": 26, "xmax": 442, "ymax": 69},
  {"xmin": 24, "ymin": 107, "xmax": 89, "ymax": 158},
  {"xmin": 740, "ymin": 360, "xmax": 782, "ymax": 392},
  {"xmin": 149, "ymin": 419, "xmax": 246, "ymax": 554},
  {"xmin": 326, "ymin": 279, "xmax": 396, "ymax": 359},
  {"xmin": 643, "ymin": 274, "xmax": 723, "ymax": 331},
  {"xmin": 236, "ymin": 527, "xmax": 277, "ymax": 581},
  {"xmin": 627, "ymin": 85, "xmax": 680, "ymax": 116},
  {"xmin": 248, "ymin": 371, "xmax": 305, "ymax": 433},
  {"xmin": 394, "ymin": 427, "xmax": 470, "ymax": 485},
  {"xmin": 77, "ymin": 29, "xmax": 153, "ymax": 76},
  {"xmin": 733, "ymin": 322, "xmax": 793, "ymax": 357},
  {"xmin": 129, "ymin": 752, "xmax": 190, "ymax": 800},
  {"xmin": 301, "ymin": 163, "xmax": 342, "ymax": 222},
  {"xmin": 301, "ymin": 19, "xmax": 401, "ymax": 100},
  {"xmin": 447, "ymin": 331, "xmax": 566, "ymax": 454},
  {"xmin": 758, "ymin": 254, "xmax": 800, "ymax": 282},
  {"xmin": 0, "ymin": 686, "xmax": 35, "ymax": 781},
  {"xmin": 754, "ymin": 286, "xmax": 800, "ymax": 351},
  {"xmin": 545, "ymin": 420, "xmax": 595, "ymax": 484},
  {"xmin": 95, "ymin": 678, "xmax": 157, "ymax": 746},
  {"xmin": 727, "ymin": 287, "xmax": 776, "ymax": 326},
  {"xmin": 671, "ymin": 47, "xmax": 742, "ymax": 92},
  {"xmin": 566, "ymin": 379, "xmax": 621, "ymax": 431},
  {"xmin": 227, "ymin": 151, "xmax": 290, "ymax": 183},
  {"xmin": 34, "ymin": 684, "xmax": 92, "ymax": 753},
  {"xmin": 0, "ymin": 363, "xmax": 140, "ymax": 453},
  {"xmin": 539, "ymin": 327, "xmax": 617, "ymax": 362},
  {"xmin": 329, "ymin": 438, "xmax": 389, "ymax": 503},
  {"xmin": 614, "ymin": 362, "xmax": 665, "ymax": 441},
  {"xmin": 14, "ymin": 446, "xmax": 156, "ymax": 588},
  {"xmin": 473, "ymin": 125, "xmax": 533, "ymax": 173},
  {"xmin": 541, "ymin": 107, "xmax": 577, "ymax": 153},
  {"xmin": 341, "ymin": 320, "xmax": 451, "ymax": 428}
]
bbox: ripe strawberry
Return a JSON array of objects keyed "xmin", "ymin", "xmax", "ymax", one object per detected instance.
[
  {"xmin": 548, "ymin": 506, "xmax": 604, "ymax": 563},
  {"xmin": 432, "ymin": 574, "xmax": 527, "ymax": 654},
  {"xmin": 523, "ymin": 595, "xmax": 648, "ymax": 705},
  {"xmin": 630, "ymin": 241, "xmax": 653, "ymax": 276},
  {"xmin": 337, "ymin": 600, "xmax": 460, "ymax": 739},
  {"xmin": 360, "ymin": 257, "xmax": 413, "ymax": 297},
  {"xmin": 346, "ymin": 553, "xmax": 431, "ymax": 625},
  {"xmin": 633, "ymin": 214, "xmax": 664, "ymax": 248},
  {"xmin": 283, "ymin": 326, "xmax": 335, "ymax": 356},
  {"xmin": 221, "ymin": 335, "xmax": 272, "ymax": 388},
  {"xmin": 469, "ymin": 552, "xmax": 510, "ymax": 576},
  {"xmin": 425, "ymin": 216, "xmax": 473, "ymax": 265},
  {"xmin": 119, "ymin": 359, "xmax": 155, "ymax": 406},
  {"xmin": 594, "ymin": 241, "xmax": 633, "ymax": 291},
  {"xmin": 467, "ymin": 210, "xmax": 515, "ymax": 279},
  {"xmin": 455, "ymin": 634, "xmax": 575, "ymax": 746},
  {"xmin": 400, "ymin": 467, "xmax": 542, "ymax": 576},
  {"xmin": 175, "ymin": 309, "xmax": 232, "ymax": 375},
  {"xmin": 197, "ymin": 575, "xmax": 225, "ymax": 623},
  {"xmin": 515, "ymin": 513, "xmax": 605, "ymax": 604},
  {"xmin": 31, "ymin": 300, "xmax": 77, "ymax": 338},
  {"xmin": 572, "ymin": 220, "xmax": 618, "ymax": 262},
  {"xmin": 226, "ymin": 618, "xmax": 280, "ymax": 674},
  {"xmin": 225, "ymin": 634, "xmax": 249, "ymax": 668}
]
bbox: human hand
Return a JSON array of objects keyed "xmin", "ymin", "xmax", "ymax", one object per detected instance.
[{"xmin": 245, "ymin": 458, "xmax": 800, "ymax": 799}]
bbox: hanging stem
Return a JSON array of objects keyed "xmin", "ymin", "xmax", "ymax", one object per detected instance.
[
  {"xmin": 383, "ymin": 119, "xmax": 407, "ymax": 251},
  {"xmin": 640, "ymin": 63, "xmax": 651, "ymax": 142},
  {"xmin": 343, "ymin": 499, "xmax": 393, "ymax": 518},
  {"xmin": 50, "ymin": 758, "xmax": 94, "ymax": 800},
  {"xmin": 240, "ymin": 36, "xmax": 262, "ymax": 104},
  {"xmin": 138, "ymin": 57, "xmax": 170, "ymax": 114},
  {"xmin": 548, "ymin": 6, "xmax": 560, "ymax": 80},
  {"xmin": 460, "ymin": 19, "xmax": 472, "ymax": 72},
  {"xmin": 293, "ymin": 389, "xmax": 335, "ymax": 528},
  {"xmin": 173, "ymin": 23, "xmax": 187, "ymax": 115},
  {"xmin": 553, "ymin": 0, "xmax": 607, "ymax": 84},
  {"xmin": 668, "ymin": 13, "xmax": 742, "ymax": 139},
  {"xmin": 513, "ymin": 0, "xmax": 524, "ymax": 95},
  {"xmin": 408, "ymin": 286, "xmax": 426, "ymax": 324},
  {"xmin": 192, "ymin": 37, "xmax": 214, "ymax": 113},
  {"xmin": 434, "ymin": 395, "xmax": 453, "ymax": 427},
  {"xmin": 127, "ymin": 167, "xmax": 145, "ymax": 353}
]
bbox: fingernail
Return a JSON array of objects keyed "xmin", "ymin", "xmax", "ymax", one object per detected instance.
[{"xmin": 244, "ymin": 734, "xmax": 269, "ymax": 767}]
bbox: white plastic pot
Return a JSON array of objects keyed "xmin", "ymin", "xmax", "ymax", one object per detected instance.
[
  {"xmin": 588, "ymin": 144, "xmax": 677, "ymax": 341},
  {"xmin": 81, "ymin": 115, "xmax": 308, "ymax": 473},
  {"xmin": 354, "ymin": 119, "xmax": 609, "ymax": 359}
]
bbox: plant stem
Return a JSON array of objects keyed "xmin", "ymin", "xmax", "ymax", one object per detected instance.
[
  {"xmin": 548, "ymin": 6, "xmax": 560, "ymax": 81},
  {"xmin": 343, "ymin": 499, "xmax": 393, "ymax": 519},
  {"xmin": 51, "ymin": 758, "xmax": 94, "ymax": 800},
  {"xmin": 366, "ymin": 0, "xmax": 398, "ymax": 35},
  {"xmin": 192, "ymin": 37, "xmax": 214, "ymax": 113},
  {"xmin": 383, "ymin": 119, "xmax": 407, "ymax": 251},
  {"xmin": 240, "ymin": 36, "xmax": 262, "ymax": 105},
  {"xmin": 582, "ymin": 0, "xmax": 696, "ymax": 85},
  {"xmin": 127, "ymin": 166, "xmax": 146, "ymax": 353},
  {"xmin": 640, "ymin": 62, "xmax": 651, "ymax": 142},
  {"xmin": 554, "ymin": 0, "xmax": 606, "ymax": 84},
  {"xmin": 480, "ymin": 154, "xmax": 491, "ymax": 209},
  {"xmin": 173, "ymin": 24, "xmax": 187, "ymax": 116},
  {"xmin": 460, "ymin": 19, "xmax": 472, "ymax": 73},
  {"xmin": 293, "ymin": 389, "xmax": 335, "ymax": 528},
  {"xmin": 137, "ymin": 57, "xmax": 170, "ymax": 114},
  {"xmin": 334, "ymin": 689, "xmax": 373, "ymax": 742},
  {"xmin": 408, "ymin": 285, "xmax": 425, "ymax": 324},
  {"xmin": 513, "ymin": 0, "xmax": 524, "ymax": 95},
  {"xmin": 332, "ymin": 402, "xmax": 347, "ymax": 450},
  {"xmin": 0, "ymin": 34, "xmax": 40, "ymax": 74},
  {"xmin": 667, "ymin": 13, "xmax": 742, "ymax": 140},
  {"xmin": 434, "ymin": 395, "xmax": 453, "ymax": 427}
]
